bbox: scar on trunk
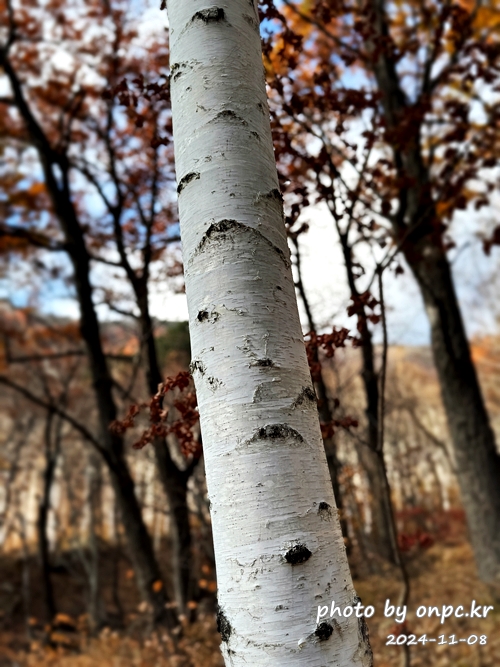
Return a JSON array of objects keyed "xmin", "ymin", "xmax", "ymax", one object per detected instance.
[
  {"xmin": 192, "ymin": 7, "xmax": 226, "ymax": 23},
  {"xmin": 216, "ymin": 605, "xmax": 232, "ymax": 642},
  {"xmin": 285, "ymin": 544, "xmax": 312, "ymax": 565},
  {"xmin": 254, "ymin": 188, "xmax": 285, "ymax": 221},
  {"xmin": 192, "ymin": 219, "xmax": 290, "ymax": 268},
  {"xmin": 210, "ymin": 109, "xmax": 248, "ymax": 126},
  {"xmin": 318, "ymin": 501, "xmax": 333, "ymax": 520},
  {"xmin": 251, "ymin": 357, "xmax": 276, "ymax": 368},
  {"xmin": 291, "ymin": 386, "xmax": 316, "ymax": 408},
  {"xmin": 254, "ymin": 188, "xmax": 283, "ymax": 204},
  {"xmin": 239, "ymin": 423, "xmax": 305, "ymax": 451},
  {"xmin": 315, "ymin": 622, "xmax": 334, "ymax": 641},
  {"xmin": 197, "ymin": 310, "xmax": 220, "ymax": 323},
  {"xmin": 177, "ymin": 171, "xmax": 200, "ymax": 194},
  {"xmin": 243, "ymin": 14, "xmax": 258, "ymax": 30},
  {"xmin": 256, "ymin": 423, "xmax": 304, "ymax": 442},
  {"xmin": 170, "ymin": 62, "xmax": 185, "ymax": 82},
  {"xmin": 357, "ymin": 615, "xmax": 374, "ymax": 664},
  {"xmin": 207, "ymin": 376, "xmax": 223, "ymax": 391},
  {"xmin": 189, "ymin": 359, "xmax": 206, "ymax": 376}
]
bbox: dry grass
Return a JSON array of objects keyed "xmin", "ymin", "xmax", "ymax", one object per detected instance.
[
  {"xmin": 357, "ymin": 542, "xmax": 500, "ymax": 667},
  {"xmin": 0, "ymin": 617, "xmax": 224, "ymax": 667},
  {"xmin": 1, "ymin": 540, "xmax": 499, "ymax": 666}
]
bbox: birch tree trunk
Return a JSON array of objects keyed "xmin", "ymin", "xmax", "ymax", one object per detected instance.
[{"xmin": 167, "ymin": 2, "xmax": 373, "ymax": 664}]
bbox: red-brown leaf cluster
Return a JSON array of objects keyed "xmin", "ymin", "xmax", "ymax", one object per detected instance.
[{"xmin": 110, "ymin": 371, "xmax": 200, "ymax": 458}]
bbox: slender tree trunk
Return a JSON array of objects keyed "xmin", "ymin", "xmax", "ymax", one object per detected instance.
[
  {"xmin": 357, "ymin": 329, "xmax": 398, "ymax": 565},
  {"xmin": 406, "ymin": 241, "xmax": 500, "ymax": 584},
  {"xmin": 366, "ymin": 0, "xmax": 500, "ymax": 586},
  {"xmin": 86, "ymin": 454, "xmax": 107, "ymax": 631},
  {"xmin": 38, "ymin": 412, "xmax": 57, "ymax": 622},
  {"xmin": 337, "ymin": 234, "xmax": 397, "ymax": 564},
  {"xmin": 68, "ymin": 229, "xmax": 173, "ymax": 625},
  {"xmin": 111, "ymin": 500, "xmax": 125, "ymax": 623},
  {"xmin": 167, "ymin": 2, "xmax": 373, "ymax": 664},
  {"xmin": 315, "ymin": 362, "xmax": 352, "ymax": 551},
  {"xmin": 292, "ymin": 237, "xmax": 350, "ymax": 548},
  {"xmin": 136, "ymin": 288, "xmax": 197, "ymax": 612},
  {"xmin": 356, "ymin": 443, "xmax": 398, "ymax": 563},
  {"xmin": 153, "ymin": 443, "xmax": 194, "ymax": 611},
  {"xmin": 17, "ymin": 513, "xmax": 31, "ymax": 640},
  {"xmin": 103, "ymin": 449, "xmax": 173, "ymax": 622},
  {"xmin": 1, "ymin": 54, "xmax": 177, "ymax": 623}
]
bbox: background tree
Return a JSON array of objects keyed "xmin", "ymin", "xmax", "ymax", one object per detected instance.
[
  {"xmin": 0, "ymin": 0, "xmax": 178, "ymax": 624},
  {"xmin": 0, "ymin": 0, "xmax": 499, "ymax": 664},
  {"xmin": 260, "ymin": 0, "xmax": 500, "ymax": 589}
]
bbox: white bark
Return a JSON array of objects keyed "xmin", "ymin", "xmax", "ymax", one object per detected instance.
[{"xmin": 167, "ymin": 2, "xmax": 373, "ymax": 665}]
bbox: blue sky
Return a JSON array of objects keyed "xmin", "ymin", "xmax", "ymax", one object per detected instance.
[{"xmin": 4, "ymin": 0, "xmax": 500, "ymax": 347}]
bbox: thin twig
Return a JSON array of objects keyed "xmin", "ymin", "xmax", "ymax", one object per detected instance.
[
  {"xmin": 0, "ymin": 375, "xmax": 105, "ymax": 455},
  {"xmin": 377, "ymin": 265, "xmax": 411, "ymax": 667},
  {"xmin": 377, "ymin": 268, "xmax": 388, "ymax": 455}
]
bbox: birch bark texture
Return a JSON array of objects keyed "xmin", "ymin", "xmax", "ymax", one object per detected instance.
[{"xmin": 167, "ymin": 2, "xmax": 373, "ymax": 665}]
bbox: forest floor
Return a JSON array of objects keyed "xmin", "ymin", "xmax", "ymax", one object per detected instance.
[
  {"xmin": 0, "ymin": 534, "xmax": 499, "ymax": 667},
  {"xmin": 357, "ymin": 540, "xmax": 500, "ymax": 667}
]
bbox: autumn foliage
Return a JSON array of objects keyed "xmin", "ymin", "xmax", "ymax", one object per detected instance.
[{"xmin": 1, "ymin": 0, "xmax": 500, "ymax": 665}]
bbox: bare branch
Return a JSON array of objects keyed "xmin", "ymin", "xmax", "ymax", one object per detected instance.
[
  {"xmin": 0, "ymin": 375, "xmax": 105, "ymax": 455},
  {"xmin": 0, "ymin": 223, "xmax": 66, "ymax": 251},
  {"xmin": 280, "ymin": 0, "xmax": 358, "ymax": 58},
  {"xmin": 376, "ymin": 267, "xmax": 388, "ymax": 455}
]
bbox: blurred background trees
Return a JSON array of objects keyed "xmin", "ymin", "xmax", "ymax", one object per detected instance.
[
  {"xmin": 261, "ymin": 0, "xmax": 500, "ymax": 587},
  {"xmin": 0, "ymin": 0, "xmax": 500, "ymax": 665}
]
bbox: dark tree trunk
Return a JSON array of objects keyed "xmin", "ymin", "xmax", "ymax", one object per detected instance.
[
  {"xmin": 366, "ymin": 0, "xmax": 500, "ymax": 585},
  {"xmin": 2, "ymin": 51, "xmax": 178, "ymax": 624},
  {"xmin": 38, "ymin": 413, "xmax": 57, "ymax": 622},
  {"xmin": 292, "ymin": 239, "xmax": 349, "ymax": 547},
  {"xmin": 404, "ymin": 240, "xmax": 500, "ymax": 583},
  {"xmin": 102, "ymin": 449, "xmax": 174, "ymax": 623},
  {"xmin": 153, "ymin": 441, "xmax": 194, "ymax": 610},
  {"xmin": 136, "ymin": 288, "xmax": 197, "ymax": 612},
  {"xmin": 356, "ymin": 444, "xmax": 399, "ymax": 564},
  {"xmin": 357, "ymin": 325, "xmax": 399, "ymax": 564},
  {"xmin": 337, "ymin": 232, "xmax": 398, "ymax": 564},
  {"xmin": 66, "ymin": 224, "xmax": 175, "ymax": 625},
  {"xmin": 313, "ymin": 354, "xmax": 351, "ymax": 551},
  {"xmin": 85, "ymin": 454, "xmax": 107, "ymax": 631}
]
